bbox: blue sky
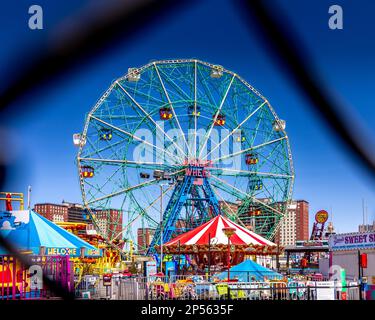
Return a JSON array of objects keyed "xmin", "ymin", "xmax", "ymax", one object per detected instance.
[{"xmin": 1, "ymin": 0, "xmax": 374, "ymax": 233}]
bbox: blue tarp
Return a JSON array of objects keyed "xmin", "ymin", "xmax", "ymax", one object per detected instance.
[
  {"xmin": 0, "ymin": 210, "xmax": 101, "ymax": 257},
  {"xmin": 216, "ymin": 259, "xmax": 283, "ymax": 282}
]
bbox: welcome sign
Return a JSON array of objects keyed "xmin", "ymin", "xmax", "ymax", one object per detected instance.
[
  {"xmin": 46, "ymin": 247, "xmax": 78, "ymax": 256},
  {"xmin": 46, "ymin": 247, "xmax": 101, "ymax": 256},
  {"xmin": 329, "ymin": 232, "xmax": 375, "ymax": 251}
]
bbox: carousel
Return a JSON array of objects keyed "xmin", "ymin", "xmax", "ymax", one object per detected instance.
[{"xmin": 157, "ymin": 215, "xmax": 282, "ymax": 273}]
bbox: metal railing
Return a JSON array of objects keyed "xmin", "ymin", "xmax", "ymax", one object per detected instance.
[
  {"xmin": 74, "ymin": 275, "xmax": 362, "ymax": 301},
  {"xmin": 1, "ymin": 254, "xmax": 73, "ymax": 300}
]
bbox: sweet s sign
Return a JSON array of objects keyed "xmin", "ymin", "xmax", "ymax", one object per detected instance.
[{"xmin": 329, "ymin": 232, "xmax": 375, "ymax": 251}]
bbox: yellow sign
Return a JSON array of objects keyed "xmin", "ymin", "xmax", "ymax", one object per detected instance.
[
  {"xmin": 315, "ymin": 210, "xmax": 329, "ymax": 224},
  {"xmin": 86, "ymin": 248, "xmax": 100, "ymax": 256}
]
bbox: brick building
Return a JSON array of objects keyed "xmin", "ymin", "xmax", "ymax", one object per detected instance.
[
  {"xmin": 62, "ymin": 201, "xmax": 87, "ymax": 223},
  {"xmin": 275, "ymin": 200, "xmax": 309, "ymax": 246},
  {"xmin": 93, "ymin": 209, "xmax": 123, "ymax": 241},
  {"xmin": 33, "ymin": 203, "xmax": 68, "ymax": 223},
  {"xmin": 219, "ymin": 200, "xmax": 241, "ymax": 216},
  {"xmin": 34, "ymin": 202, "xmax": 123, "ymax": 241},
  {"xmin": 137, "ymin": 228, "xmax": 155, "ymax": 254}
]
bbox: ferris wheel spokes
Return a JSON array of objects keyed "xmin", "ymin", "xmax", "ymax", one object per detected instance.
[
  {"xmin": 210, "ymin": 136, "xmax": 288, "ymax": 165},
  {"xmin": 210, "ymin": 184, "xmax": 243, "ymax": 222},
  {"xmin": 115, "ymin": 81, "xmax": 187, "ymax": 160},
  {"xmin": 87, "ymin": 168, "xmax": 185, "ymax": 206},
  {"xmin": 198, "ymin": 74, "xmax": 236, "ymax": 159},
  {"xmin": 209, "ymin": 174, "xmax": 284, "ymax": 216},
  {"xmin": 110, "ymin": 183, "xmax": 175, "ymax": 243},
  {"xmin": 155, "ymin": 63, "xmax": 193, "ymax": 101},
  {"xmin": 202, "ymin": 100, "xmax": 268, "ymax": 161},
  {"xmin": 90, "ymin": 114, "xmax": 183, "ymax": 164},
  {"xmin": 153, "ymin": 63, "xmax": 191, "ymax": 158},
  {"xmin": 78, "ymin": 59, "xmax": 294, "ymax": 244},
  {"xmin": 194, "ymin": 60, "xmax": 198, "ymax": 159},
  {"xmin": 86, "ymin": 178, "xmax": 159, "ymax": 206},
  {"xmin": 77, "ymin": 157, "xmax": 178, "ymax": 171},
  {"xmin": 208, "ymin": 167, "xmax": 293, "ymax": 179}
]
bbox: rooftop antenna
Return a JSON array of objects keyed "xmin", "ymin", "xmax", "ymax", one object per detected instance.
[
  {"xmin": 362, "ymin": 198, "xmax": 365, "ymax": 227},
  {"xmin": 330, "ymin": 205, "xmax": 333, "ymax": 223},
  {"xmin": 27, "ymin": 185, "xmax": 32, "ymax": 210}
]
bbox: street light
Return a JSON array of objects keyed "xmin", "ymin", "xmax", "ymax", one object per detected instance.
[
  {"xmin": 222, "ymin": 227, "xmax": 236, "ymax": 283},
  {"xmin": 151, "ymin": 170, "xmax": 174, "ymax": 273},
  {"xmin": 159, "ymin": 182, "xmax": 169, "ymax": 273}
]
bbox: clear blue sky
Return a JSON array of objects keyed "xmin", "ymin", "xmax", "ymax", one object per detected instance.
[{"xmin": 1, "ymin": 0, "xmax": 374, "ymax": 233}]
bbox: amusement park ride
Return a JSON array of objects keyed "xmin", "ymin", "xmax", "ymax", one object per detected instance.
[
  {"xmin": 310, "ymin": 210, "xmax": 329, "ymax": 240},
  {"xmin": 74, "ymin": 59, "xmax": 294, "ymax": 256},
  {"xmin": 289, "ymin": 210, "xmax": 332, "ymax": 273}
]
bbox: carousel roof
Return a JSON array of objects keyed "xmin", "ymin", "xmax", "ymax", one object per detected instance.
[{"xmin": 164, "ymin": 215, "xmax": 276, "ymax": 247}]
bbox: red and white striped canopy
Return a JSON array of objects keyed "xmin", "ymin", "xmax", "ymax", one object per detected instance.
[{"xmin": 164, "ymin": 215, "xmax": 276, "ymax": 247}]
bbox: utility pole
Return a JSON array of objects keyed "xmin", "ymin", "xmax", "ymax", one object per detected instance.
[{"xmin": 358, "ymin": 250, "xmax": 363, "ymax": 300}]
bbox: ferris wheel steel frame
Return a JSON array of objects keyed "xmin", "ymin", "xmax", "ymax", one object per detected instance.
[{"xmin": 76, "ymin": 59, "xmax": 294, "ymax": 252}]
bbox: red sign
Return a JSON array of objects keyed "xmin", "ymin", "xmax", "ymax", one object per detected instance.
[
  {"xmin": 341, "ymin": 292, "xmax": 347, "ymax": 300},
  {"xmin": 315, "ymin": 210, "xmax": 329, "ymax": 224},
  {"xmin": 5, "ymin": 193, "xmax": 13, "ymax": 211},
  {"xmin": 185, "ymin": 167, "xmax": 209, "ymax": 177},
  {"xmin": 360, "ymin": 253, "xmax": 368, "ymax": 268}
]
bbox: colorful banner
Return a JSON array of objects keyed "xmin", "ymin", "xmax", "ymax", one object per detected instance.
[
  {"xmin": 329, "ymin": 232, "xmax": 375, "ymax": 251},
  {"xmin": 146, "ymin": 260, "xmax": 157, "ymax": 277}
]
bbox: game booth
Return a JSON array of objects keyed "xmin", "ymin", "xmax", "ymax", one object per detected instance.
[
  {"xmin": 215, "ymin": 259, "xmax": 283, "ymax": 282},
  {"xmin": 0, "ymin": 210, "xmax": 101, "ymax": 299}
]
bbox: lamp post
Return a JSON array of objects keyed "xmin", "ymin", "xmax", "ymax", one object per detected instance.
[
  {"xmin": 148, "ymin": 169, "xmax": 174, "ymax": 273},
  {"xmin": 208, "ymin": 233, "xmax": 211, "ymax": 280},
  {"xmin": 222, "ymin": 227, "xmax": 236, "ymax": 283},
  {"xmin": 159, "ymin": 183, "xmax": 168, "ymax": 273}
]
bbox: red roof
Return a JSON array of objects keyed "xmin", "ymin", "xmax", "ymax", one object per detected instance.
[{"xmin": 164, "ymin": 215, "xmax": 276, "ymax": 246}]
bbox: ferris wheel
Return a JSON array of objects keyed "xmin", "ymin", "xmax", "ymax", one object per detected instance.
[{"xmin": 75, "ymin": 59, "xmax": 294, "ymax": 253}]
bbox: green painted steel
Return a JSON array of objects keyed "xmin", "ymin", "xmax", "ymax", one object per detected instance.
[{"xmin": 77, "ymin": 59, "xmax": 294, "ymax": 251}]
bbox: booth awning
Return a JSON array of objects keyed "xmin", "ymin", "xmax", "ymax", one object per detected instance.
[
  {"xmin": 216, "ymin": 259, "xmax": 284, "ymax": 282},
  {"xmin": 0, "ymin": 210, "xmax": 101, "ymax": 257}
]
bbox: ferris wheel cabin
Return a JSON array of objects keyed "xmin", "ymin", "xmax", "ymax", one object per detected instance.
[
  {"xmin": 72, "ymin": 133, "xmax": 85, "ymax": 147},
  {"xmin": 213, "ymin": 114, "xmax": 226, "ymax": 126},
  {"xmin": 249, "ymin": 209, "xmax": 262, "ymax": 216},
  {"xmin": 99, "ymin": 128, "xmax": 113, "ymax": 141},
  {"xmin": 81, "ymin": 166, "xmax": 94, "ymax": 178},
  {"xmin": 210, "ymin": 65, "xmax": 223, "ymax": 78},
  {"xmin": 249, "ymin": 178, "xmax": 263, "ymax": 191},
  {"xmin": 273, "ymin": 119, "xmax": 286, "ymax": 132},
  {"xmin": 188, "ymin": 105, "xmax": 201, "ymax": 116},
  {"xmin": 159, "ymin": 107, "xmax": 173, "ymax": 120},
  {"xmin": 140, "ymin": 172, "xmax": 150, "ymax": 179},
  {"xmin": 127, "ymin": 68, "xmax": 140, "ymax": 82},
  {"xmin": 233, "ymin": 129, "xmax": 246, "ymax": 143},
  {"xmin": 245, "ymin": 153, "xmax": 259, "ymax": 165}
]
